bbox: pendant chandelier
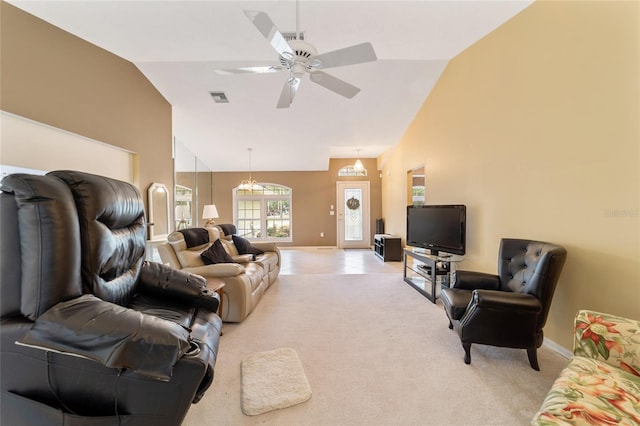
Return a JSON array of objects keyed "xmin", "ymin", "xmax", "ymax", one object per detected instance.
[
  {"xmin": 239, "ymin": 148, "xmax": 262, "ymax": 191},
  {"xmin": 353, "ymin": 149, "xmax": 365, "ymax": 173}
]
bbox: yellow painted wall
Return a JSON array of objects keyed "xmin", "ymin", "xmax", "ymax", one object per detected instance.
[{"xmin": 380, "ymin": 1, "xmax": 639, "ymax": 349}]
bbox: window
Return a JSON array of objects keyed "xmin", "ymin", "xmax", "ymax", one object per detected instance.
[
  {"xmin": 234, "ymin": 183, "xmax": 292, "ymax": 241},
  {"xmin": 338, "ymin": 165, "xmax": 367, "ymax": 177}
]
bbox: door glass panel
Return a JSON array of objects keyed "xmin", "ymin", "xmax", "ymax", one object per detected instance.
[{"xmin": 344, "ymin": 188, "xmax": 363, "ymax": 241}]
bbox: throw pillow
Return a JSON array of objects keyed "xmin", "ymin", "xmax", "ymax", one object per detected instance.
[
  {"xmin": 178, "ymin": 228, "xmax": 209, "ymax": 248},
  {"xmin": 217, "ymin": 224, "xmax": 237, "ymax": 237},
  {"xmin": 232, "ymin": 235, "xmax": 264, "ymax": 260},
  {"xmin": 200, "ymin": 239, "xmax": 234, "ymax": 265}
]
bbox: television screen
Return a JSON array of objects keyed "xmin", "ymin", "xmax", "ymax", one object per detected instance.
[{"xmin": 406, "ymin": 205, "xmax": 466, "ymax": 256}]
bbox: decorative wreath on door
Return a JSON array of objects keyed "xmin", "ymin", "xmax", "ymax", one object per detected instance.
[{"xmin": 346, "ymin": 196, "xmax": 360, "ymax": 210}]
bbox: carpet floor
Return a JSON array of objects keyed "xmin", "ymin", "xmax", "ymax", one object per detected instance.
[{"xmin": 182, "ymin": 267, "xmax": 568, "ymax": 425}]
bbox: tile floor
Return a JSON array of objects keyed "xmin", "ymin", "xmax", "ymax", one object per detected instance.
[{"xmin": 279, "ymin": 247, "xmax": 404, "ymax": 275}]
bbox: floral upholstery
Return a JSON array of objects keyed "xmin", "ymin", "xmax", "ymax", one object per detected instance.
[{"xmin": 532, "ymin": 310, "xmax": 640, "ymax": 425}]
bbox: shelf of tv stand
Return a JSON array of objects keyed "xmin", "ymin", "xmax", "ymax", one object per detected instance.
[
  {"xmin": 373, "ymin": 234, "xmax": 402, "ymax": 261},
  {"xmin": 403, "ymin": 249, "xmax": 464, "ymax": 303}
]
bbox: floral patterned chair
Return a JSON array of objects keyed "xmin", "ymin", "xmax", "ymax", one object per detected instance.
[{"xmin": 532, "ymin": 310, "xmax": 640, "ymax": 425}]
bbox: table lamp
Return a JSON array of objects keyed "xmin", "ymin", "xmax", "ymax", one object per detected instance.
[{"xmin": 202, "ymin": 204, "xmax": 219, "ymax": 227}]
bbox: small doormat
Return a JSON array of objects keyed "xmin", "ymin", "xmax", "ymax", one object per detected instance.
[{"xmin": 241, "ymin": 347, "xmax": 312, "ymax": 416}]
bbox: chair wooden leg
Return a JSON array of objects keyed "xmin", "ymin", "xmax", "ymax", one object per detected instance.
[
  {"xmin": 463, "ymin": 342, "xmax": 471, "ymax": 364},
  {"xmin": 527, "ymin": 347, "xmax": 540, "ymax": 371}
]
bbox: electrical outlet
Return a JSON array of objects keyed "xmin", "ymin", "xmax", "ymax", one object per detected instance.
[{"xmin": 320, "ymin": 232, "xmax": 324, "ymax": 238}]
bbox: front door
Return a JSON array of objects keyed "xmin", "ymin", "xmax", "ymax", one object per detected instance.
[{"xmin": 336, "ymin": 181, "xmax": 370, "ymax": 249}]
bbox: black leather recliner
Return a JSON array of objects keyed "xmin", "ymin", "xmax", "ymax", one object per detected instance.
[
  {"xmin": 440, "ymin": 238, "xmax": 567, "ymax": 370},
  {"xmin": 0, "ymin": 171, "xmax": 222, "ymax": 425}
]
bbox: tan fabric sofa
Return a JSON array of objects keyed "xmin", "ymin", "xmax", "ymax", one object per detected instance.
[{"xmin": 157, "ymin": 226, "xmax": 280, "ymax": 322}]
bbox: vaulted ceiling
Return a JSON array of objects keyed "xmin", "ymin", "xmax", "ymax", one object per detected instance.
[{"xmin": 8, "ymin": 0, "xmax": 533, "ymax": 171}]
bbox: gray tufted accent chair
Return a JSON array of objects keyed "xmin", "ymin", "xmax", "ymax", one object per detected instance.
[{"xmin": 440, "ymin": 238, "xmax": 567, "ymax": 370}]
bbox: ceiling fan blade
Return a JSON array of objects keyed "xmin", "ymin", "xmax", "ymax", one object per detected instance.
[
  {"xmin": 244, "ymin": 10, "xmax": 294, "ymax": 59},
  {"xmin": 310, "ymin": 71, "xmax": 360, "ymax": 99},
  {"xmin": 276, "ymin": 77, "xmax": 301, "ymax": 109},
  {"xmin": 215, "ymin": 65, "xmax": 283, "ymax": 75},
  {"xmin": 310, "ymin": 42, "xmax": 377, "ymax": 70}
]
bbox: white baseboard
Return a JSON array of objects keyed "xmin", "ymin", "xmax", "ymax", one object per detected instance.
[
  {"xmin": 543, "ymin": 337, "xmax": 573, "ymax": 359},
  {"xmin": 280, "ymin": 246, "xmax": 338, "ymax": 250}
]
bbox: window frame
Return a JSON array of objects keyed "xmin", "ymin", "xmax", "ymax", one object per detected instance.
[
  {"xmin": 233, "ymin": 182, "xmax": 292, "ymax": 242},
  {"xmin": 338, "ymin": 165, "xmax": 367, "ymax": 177}
]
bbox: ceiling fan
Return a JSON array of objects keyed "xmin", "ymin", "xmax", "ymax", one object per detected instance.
[{"xmin": 215, "ymin": 3, "xmax": 377, "ymax": 108}]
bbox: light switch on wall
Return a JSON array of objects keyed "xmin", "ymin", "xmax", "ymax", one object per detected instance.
[{"xmin": 330, "ymin": 211, "xmax": 335, "ymax": 215}]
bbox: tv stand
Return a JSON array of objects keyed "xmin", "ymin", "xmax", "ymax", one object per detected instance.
[
  {"xmin": 403, "ymin": 249, "xmax": 463, "ymax": 303},
  {"xmin": 373, "ymin": 234, "xmax": 402, "ymax": 261}
]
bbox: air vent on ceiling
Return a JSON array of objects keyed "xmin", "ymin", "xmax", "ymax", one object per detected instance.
[
  {"xmin": 281, "ymin": 32, "xmax": 304, "ymax": 41},
  {"xmin": 209, "ymin": 91, "xmax": 229, "ymax": 103}
]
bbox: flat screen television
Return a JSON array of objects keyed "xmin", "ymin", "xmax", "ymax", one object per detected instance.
[{"xmin": 406, "ymin": 205, "xmax": 466, "ymax": 256}]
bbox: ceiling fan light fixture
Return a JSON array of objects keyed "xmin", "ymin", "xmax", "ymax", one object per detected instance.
[
  {"xmin": 291, "ymin": 63, "xmax": 306, "ymax": 78},
  {"xmin": 281, "ymin": 51, "xmax": 294, "ymax": 62},
  {"xmin": 308, "ymin": 58, "xmax": 322, "ymax": 68}
]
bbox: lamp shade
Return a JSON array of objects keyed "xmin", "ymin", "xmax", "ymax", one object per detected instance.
[{"xmin": 202, "ymin": 204, "xmax": 219, "ymax": 220}]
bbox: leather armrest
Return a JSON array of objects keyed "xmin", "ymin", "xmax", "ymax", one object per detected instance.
[
  {"xmin": 17, "ymin": 294, "xmax": 190, "ymax": 381},
  {"xmin": 139, "ymin": 262, "xmax": 219, "ymax": 313},
  {"xmin": 472, "ymin": 290, "xmax": 542, "ymax": 313},
  {"xmin": 232, "ymin": 254, "xmax": 253, "ymax": 263},
  {"xmin": 253, "ymin": 242, "xmax": 281, "ymax": 266},
  {"xmin": 453, "ymin": 270, "xmax": 501, "ymax": 290},
  {"xmin": 140, "ymin": 261, "xmax": 206, "ymax": 299},
  {"xmin": 181, "ymin": 263, "xmax": 245, "ymax": 277},
  {"xmin": 251, "ymin": 241, "xmax": 278, "ymax": 253}
]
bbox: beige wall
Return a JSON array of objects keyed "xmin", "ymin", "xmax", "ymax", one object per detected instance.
[
  {"xmin": 380, "ymin": 1, "xmax": 639, "ymax": 350},
  {"xmin": 212, "ymin": 157, "xmax": 382, "ymax": 246},
  {"xmin": 0, "ymin": 2, "xmax": 173, "ymax": 213}
]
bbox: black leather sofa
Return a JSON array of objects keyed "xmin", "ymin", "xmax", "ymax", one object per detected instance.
[{"xmin": 1, "ymin": 171, "xmax": 222, "ymax": 425}]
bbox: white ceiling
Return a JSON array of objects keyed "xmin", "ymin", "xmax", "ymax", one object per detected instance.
[{"xmin": 8, "ymin": 0, "xmax": 533, "ymax": 171}]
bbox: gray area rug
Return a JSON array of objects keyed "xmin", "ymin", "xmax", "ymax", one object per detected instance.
[{"xmin": 241, "ymin": 347, "xmax": 312, "ymax": 416}]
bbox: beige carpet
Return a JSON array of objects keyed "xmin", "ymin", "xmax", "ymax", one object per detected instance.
[
  {"xmin": 241, "ymin": 347, "xmax": 312, "ymax": 415},
  {"xmin": 183, "ymin": 271, "xmax": 569, "ymax": 425}
]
